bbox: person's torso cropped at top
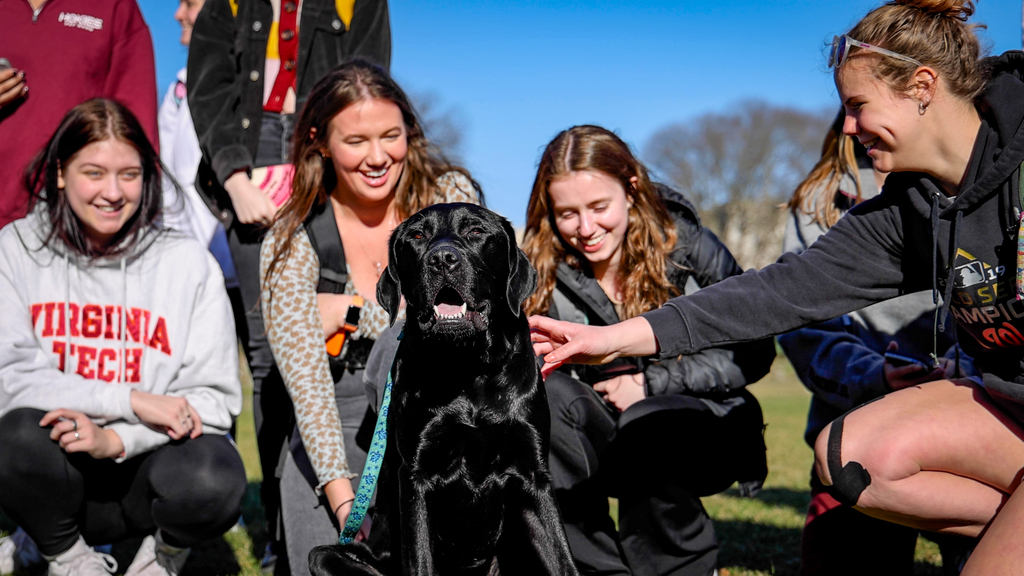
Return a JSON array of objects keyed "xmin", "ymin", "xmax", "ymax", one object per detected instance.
[
  {"xmin": 0, "ymin": 0, "xmax": 158, "ymax": 229},
  {"xmin": 187, "ymin": 0, "xmax": 392, "ymax": 226},
  {"xmin": 0, "ymin": 208, "xmax": 242, "ymax": 459}
]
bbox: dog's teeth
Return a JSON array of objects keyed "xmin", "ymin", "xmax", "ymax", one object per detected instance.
[{"xmin": 460, "ymin": 303, "xmax": 467, "ymax": 315}]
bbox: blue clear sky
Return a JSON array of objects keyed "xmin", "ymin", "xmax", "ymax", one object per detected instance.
[{"xmin": 139, "ymin": 0, "xmax": 1023, "ymax": 225}]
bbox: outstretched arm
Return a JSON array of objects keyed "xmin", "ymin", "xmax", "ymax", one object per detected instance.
[{"xmin": 530, "ymin": 315, "xmax": 658, "ymax": 378}]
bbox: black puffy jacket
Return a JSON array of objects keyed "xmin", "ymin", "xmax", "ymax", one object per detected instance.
[{"xmin": 548, "ymin": 185, "xmax": 776, "ymax": 402}]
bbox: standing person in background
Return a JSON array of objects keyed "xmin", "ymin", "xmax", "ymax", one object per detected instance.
[
  {"xmin": 522, "ymin": 125, "xmax": 775, "ymax": 576},
  {"xmin": 529, "ymin": 2, "xmax": 1024, "ymax": 573},
  {"xmin": 259, "ymin": 59, "xmax": 479, "ymax": 576},
  {"xmin": 187, "ymin": 2, "xmax": 390, "ymax": 572},
  {"xmin": 158, "ymin": 0, "xmax": 238, "ymax": 287},
  {"xmin": 0, "ymin": 98, "xmax": 246, "ymax": 576},
  {"xmin": 780, "ymin": 113, "xmax": 976, "ymax": 575},
  {"xmin": 0, "ymin": 0, "xmax": 158, "ymax": 229}
]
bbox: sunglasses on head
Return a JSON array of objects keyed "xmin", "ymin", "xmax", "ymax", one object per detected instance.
[{"xmin": 829, "ymin": 35, "xmax": 922, "ymax": 69}]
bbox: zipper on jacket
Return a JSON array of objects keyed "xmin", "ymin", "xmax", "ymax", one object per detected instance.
[{"xmin": 31, "ymin": 0, "xmax": 47, "ymax": 22}]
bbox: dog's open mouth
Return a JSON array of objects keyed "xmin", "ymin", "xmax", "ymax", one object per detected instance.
[{"xmin": 433, "ymin": 286, "xmax": 468, "ymax": 321}]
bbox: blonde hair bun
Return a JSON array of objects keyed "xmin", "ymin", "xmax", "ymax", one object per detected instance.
[{"xmin": 894, "ymin": 0, "xmax": 975, "ymax": 21}]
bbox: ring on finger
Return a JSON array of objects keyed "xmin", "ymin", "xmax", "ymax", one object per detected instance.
[
  {"xmin": 74, "ymin": 431, "xmax": 80, "ymax": 440},
  {"xmin": 72, "ymin": 419, "xmax": 78, "ymax": 432}
]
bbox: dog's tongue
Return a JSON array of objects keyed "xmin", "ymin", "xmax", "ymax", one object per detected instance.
[{"xmin": 436, "ymin": 303, "xmax": 462, "ymax": 315}]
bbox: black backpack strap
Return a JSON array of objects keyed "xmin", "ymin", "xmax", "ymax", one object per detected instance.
[{"xmin": 303, "ymin": 199, "xmax": 348, "ymax": 294}]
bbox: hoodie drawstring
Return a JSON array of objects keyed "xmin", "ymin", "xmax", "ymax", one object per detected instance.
[
  {"xmin": 929, "ymin": 192, "xmax": 963, "ymax": 367},
  {"xmin": 939, "ymin": 210, "xmax": 963, "ymax": 333},
  {"xmin": 120, "ymin": 257, "xmax": 127, "ymax": 384},
  {"xmin": 64, "ymin": 254, "xmax": 71, "ymax": 375}
]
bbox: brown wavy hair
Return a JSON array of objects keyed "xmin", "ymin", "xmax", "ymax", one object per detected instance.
[
  {"xmin": 786, "ymin": 111, "xmax": 865, "ymax": 228},
  {"xmin": 264, "ymin": 59, "xmax": 476, "ymax": 296},
  {"xmin": 841, "ymin": 0, "xmax": 987, "ymax": 101},
  {"xmin": 522, "ymin": 125, "xmax": 678, "ymax": 320},
  {"xmin": 24, "ymin": 99, "xmax": 168, "ymax": 260}
]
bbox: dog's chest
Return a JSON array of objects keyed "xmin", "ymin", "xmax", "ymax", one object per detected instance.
[
  {"xmin": 422, "ymin": 414, "xmax": 537, "ymax": 485},
  {"xmin": 395, "ymin": 396, "xmax": 542, "ymax": 492}
]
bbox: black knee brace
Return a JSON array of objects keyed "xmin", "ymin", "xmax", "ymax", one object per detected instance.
[{"xmin": 826, "ymin": 412, "xmax": 871, "ymax": 507}]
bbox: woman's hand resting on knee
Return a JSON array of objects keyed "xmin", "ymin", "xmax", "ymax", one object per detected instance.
[
  {"xmin": 129, "ymin": 390, "xmax": 203, "ymax": 440},
  {"xmin": 39, "ymin": 409, "xmax": 125, "ymax": 459}
]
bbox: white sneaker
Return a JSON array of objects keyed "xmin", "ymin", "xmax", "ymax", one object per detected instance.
[
  {"xmin": 45, "ymin": 537, "xmax": 116, "ymax": 576},
  {"xmin": 123, "ymin": 533, "xmax": 189, "ymax": 576},
  {"xmin": 1, "ymin": 535, "xmax": 15, "ymax": 576}
]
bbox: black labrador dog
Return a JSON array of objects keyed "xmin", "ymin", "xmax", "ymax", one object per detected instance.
[{"xmin": 310, "ymin": 203, "xmax": 578, "ymax": 576}]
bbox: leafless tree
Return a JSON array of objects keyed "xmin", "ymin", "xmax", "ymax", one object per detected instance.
[
  {"xmin": 412, "ymin": 92, "xmax": 467, "ymax": 163},
  {"xmin": 644, "ymin": 101, "xmax": 832, "ymax": 269}
]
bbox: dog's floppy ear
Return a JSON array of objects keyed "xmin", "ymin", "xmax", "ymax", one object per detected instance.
[
  {"xmin": 376, "ymin": 230, "xmax": 402, "ymax": 326},
  {"xmin": 504, "ymin": 219, "xmax": 537, "ymax": 317}
]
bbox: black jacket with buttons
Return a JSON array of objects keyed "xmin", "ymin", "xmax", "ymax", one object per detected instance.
[{"xmin": 186, "ymin": 0, "xmax": 391, "ymax": 226}]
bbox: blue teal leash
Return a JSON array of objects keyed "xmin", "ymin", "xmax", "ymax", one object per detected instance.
[{"xmin": 339, "ymin": 345, "xmax": 397, "ymax": 544}]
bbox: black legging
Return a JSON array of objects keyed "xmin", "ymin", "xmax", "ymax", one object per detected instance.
[
  {"xmin": 546, "ymin": 372, "xmax": 759, "ymax": 576},
  {"xmin": 0, "ymin": 408, "xmax": 247, "ymax": 556}
]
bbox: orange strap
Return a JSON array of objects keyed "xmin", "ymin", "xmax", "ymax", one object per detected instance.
[{"xmin": 325, "ymin": 295, "xmax": 364, "ymax": 357}]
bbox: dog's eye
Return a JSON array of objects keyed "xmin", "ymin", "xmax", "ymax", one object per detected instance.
[
  {"xmin": 412, "ymin": 232, "xmax": 424, "ymax": 240},
  {"xmin": 467, "ymin": 228, "xmax": 484, "ymax": 235}
]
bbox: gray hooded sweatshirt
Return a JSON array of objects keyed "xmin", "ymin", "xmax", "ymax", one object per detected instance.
[{"xmin": 0, "ymin": 208, "xmax": 241, "ymax": 460}]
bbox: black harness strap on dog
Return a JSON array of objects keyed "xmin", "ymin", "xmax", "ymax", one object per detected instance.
[
  {"xmin": 826, "ymin": 412, "xmax": 871, "ymax": 507},
  {"xmin": 304, "ymin": 199, "xmax": 348, "ymax": 294}
]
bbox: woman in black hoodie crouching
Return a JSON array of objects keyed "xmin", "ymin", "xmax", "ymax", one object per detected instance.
[{"xmin": 531, "ymin": 1, "xmax": 1024, "ymax": 572}]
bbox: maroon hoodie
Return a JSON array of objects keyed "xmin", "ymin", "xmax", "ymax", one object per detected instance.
[{"xmin": 0, "ymin": 0, "xmax": 158, "ymax": 228}]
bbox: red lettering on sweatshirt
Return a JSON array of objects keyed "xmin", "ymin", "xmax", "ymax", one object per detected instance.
[
  {"xmin": 52, "ymin": 341, "xmax": 66, "ymax": 372},
  {"xmin": 97, "ymin": 349, "xmax": 118, "ymax": 382},
  {"xmin": 42, "ymin": 303, "xmax": 56, "ymax": 337},
  {"xmin": 125, "ymin": 307, "xmax": 142, "ymax": 343},
  {"xmin": 82, "ymin": 304, "xmax": 102, "ymax": 338},
  {"xmin": 31, "ymin": 303, "xmax": 43, "ymax": 330},
  {"xmin": 76, "ymin": 345, "xmax": 97, "ymax": 378},
  {"xmin": 148, "ymin": 317, "xmax": 171, "ymax": 355},
  {"xmin": 30, "ymin": 302, "xmax": 174, "ymax": 380},
  {"xmin": 124, "ymin": 348, "xmax": 142, "ymax": 383},
  {"xmin": 103, "ymin": 306, "xmax": 116, "ymax": 339},
  {"xmin": 54, "ymin": 303, "xmax": 81, "ymax": 337},
  {"xmin": 51, "ymin": 342, "xmax": 142, "ymax": 383}
]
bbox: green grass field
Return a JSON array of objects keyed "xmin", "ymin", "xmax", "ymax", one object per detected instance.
[{"xmin": 2, "ymin": 355, "xmax": 948, "ymax": 575}]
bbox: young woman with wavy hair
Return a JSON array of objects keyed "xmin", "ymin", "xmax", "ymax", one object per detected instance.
[
  {"xmin": 531, "ymin": 1, "xmax": 1024, "ymax": 572},
  {"xmin": 522, "ymin": 125, "xmax": 776, "ymax": 576},
  {"xmin": 781, "ymin": 112, "xmax": 982, "ymax": 573},
  {"xmin": 0, "ymin": 99, "xmax": 245, "ymax": 576},
  {"xmin": 258, "ymin": 59, "xmax": 479, "ymax": 576}
]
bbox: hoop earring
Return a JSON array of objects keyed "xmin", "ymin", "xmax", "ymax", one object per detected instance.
[{"xmin": 918, "ymin": 101, "xmax": 928, "ymax": 115}]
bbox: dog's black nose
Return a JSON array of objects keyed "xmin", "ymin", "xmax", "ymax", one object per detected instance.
[{"xmin": 428, "ymin": 245, "xmax": 462, "ymax": 272}]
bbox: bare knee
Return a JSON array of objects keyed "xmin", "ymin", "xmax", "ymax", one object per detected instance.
[
  {"xmin": 812, "ymin": 415, "xmax": 874, "ymax": 507},
  {"xmin": 813, "ymin": 422, "xmax": 833, "ymax": 485}
]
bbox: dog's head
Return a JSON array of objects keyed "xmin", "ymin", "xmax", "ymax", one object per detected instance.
[{"xmin": 377, "ymin": 203, "xmax": 536, "ymax": 341}]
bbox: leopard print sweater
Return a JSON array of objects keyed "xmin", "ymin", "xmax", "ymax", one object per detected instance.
[{"xmin": 260, "ymin": 172, "xmax": 478, "ymax": 488}]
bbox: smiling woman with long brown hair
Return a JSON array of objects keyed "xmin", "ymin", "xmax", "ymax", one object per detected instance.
[
  {"xmin": 522, "ymin": 125, "xmax": 775, "ymax": 576},
  {"xmin": 258, "ymin": 59, "xmax": 479, "ymax": 576},
  {"xmin": 529, "ymin": 1, "xmax": 1024, "ymax": 572}
]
